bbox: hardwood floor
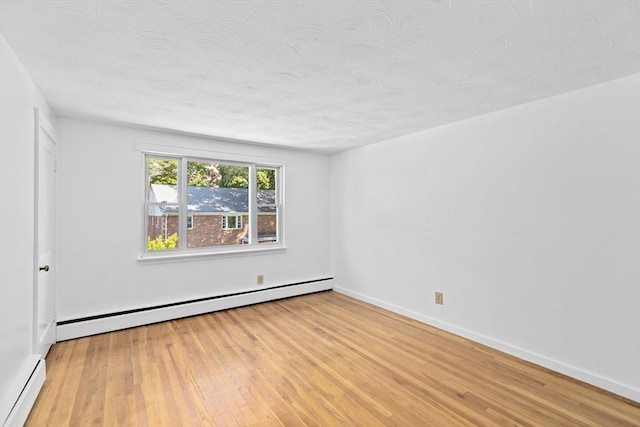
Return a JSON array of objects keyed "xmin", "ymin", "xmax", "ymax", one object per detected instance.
[{"xmin": 27, "ymin": 291, "xmax": 639, "ymax": 426}]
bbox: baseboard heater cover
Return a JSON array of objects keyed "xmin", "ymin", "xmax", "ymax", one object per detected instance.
[
  {"xmin": 57, "ymin": 278, "xmax": 333, "ymax": 341},
  {"xmin": 3, "ymin": 358, "xmax": 45, "ymax": 427}
]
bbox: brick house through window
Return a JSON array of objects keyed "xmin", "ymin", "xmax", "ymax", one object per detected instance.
[{"xmin": 148, "ymin": 184, "xmax": 276, "ymax": 248}]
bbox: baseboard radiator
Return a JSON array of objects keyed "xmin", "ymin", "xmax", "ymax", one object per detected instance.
[
  {"xmin": 3, "ymin": 358, "xmax": 45, "ymax": 427},
  {"xmin": 57, "ymin": 278, "xmax": 333, "ymax": 341}
]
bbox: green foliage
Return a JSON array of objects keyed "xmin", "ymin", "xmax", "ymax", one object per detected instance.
[
  {"xmin": 187, "ymin": 161, "xmax": 221, "ymax": 187},
  {"xmin": 217, "ymin": 164, "xmax": 249, "ymax": 188},
  {"xmin": 257, "ymin": 168, "xmax": 276, "ymax": 190},
  {"xmin": 148, "ymin": 158, "xmax": 222, "ymax": 187},
  {"xmin": 148, "ymin": 158, "xmax": 276, "ymax": 190},
  {"xmin": 147, "ymin": 233, "xmax": 178, "ymax": 250},
  {"xmin": 228, "ymin": 175, "xmax": 249, "ymax": 188},
  {"xmin": 148, "ymin": 159, "xmax": 178, "ymax": 185}
]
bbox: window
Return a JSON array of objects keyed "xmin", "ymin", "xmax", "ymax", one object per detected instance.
[
  {"xmin": 221, "ymin": 215, "xmax": 242, "ymax": 230},
  {"xmin": 144, "ymin": 154, "xmax": 283, "ymax": 257},
  {"xmin": 257, "ymin": 167, "xmax": 278, "ymax": 243}
]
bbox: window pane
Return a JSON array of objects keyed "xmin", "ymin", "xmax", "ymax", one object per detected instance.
[
  {"xmin": 257, "ymin": 167, "xmax": 276, "ymax": 191},
  {"xmin": 258, "ymin": 207, "xmax": 278, "ymax": 243},
  {"xmin": 227, "ymin": 216, "xmax": 241, "ymax": 229},
  {"xmin": 146, "ymin": 205, "xmax": 180, "ymax": 251},
  {"xmin": 147, "ymin": 156, "xmax": 180, "ymax": 251},
  {"xmin": 257, "ymin": 167, "xmax": 278, "ymax": 243},
  {"xmin": 148, "ymin": 157, "xmax": 178, "ymax": 185},
  {"xmin": 186, "ymin": 161, "xmax": 249, "ymax": 247}
]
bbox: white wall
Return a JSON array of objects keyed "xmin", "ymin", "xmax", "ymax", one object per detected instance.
[
  {"xmin": 331, "ymin": 74, "xmax": 640, "ymax": 401},
  {"xmin": 56, "ymin": 118, "xmax": 331, "ymax": 322},
  {"xmin": 0, "ymin": 33, "xmax": 57, "ymax": 424}
]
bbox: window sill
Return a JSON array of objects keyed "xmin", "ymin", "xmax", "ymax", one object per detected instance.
[{"xmin": 137, "ymin": 244, "xmax": 287, "ymax": 264}]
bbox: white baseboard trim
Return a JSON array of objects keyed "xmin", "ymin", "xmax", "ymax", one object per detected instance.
[
  {"xmin": 334, "ymin": 286, "xmax": 640, "ymax": 403},
  {"xmin": 36, "ymin": 321, "xmax": 56, "ymax": 358},
  {"xmin": 58, "ymin": 279, "xmax": 333, "ymax": 341},
  {"xmin": 3, "ymin": 359, "xmax": 46, "ymax": 427}
]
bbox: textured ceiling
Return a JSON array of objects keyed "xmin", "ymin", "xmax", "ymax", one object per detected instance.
[{"xmin": 1, "ymin": 0, "xmax": 639, "ymax": 153}]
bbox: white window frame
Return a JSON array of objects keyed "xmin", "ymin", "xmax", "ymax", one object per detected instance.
[
  {"xmin": 221, "ymin": 215, "xmax": 243, "ymax": 230},
  {"xmin": 140, "ymin": 151, "xmax": 284, "ymax": 261}
]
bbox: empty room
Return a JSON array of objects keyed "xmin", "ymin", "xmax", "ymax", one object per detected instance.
[{"xmin": 1, "ymin": 0, "xmax": 639, "ymax": 425}]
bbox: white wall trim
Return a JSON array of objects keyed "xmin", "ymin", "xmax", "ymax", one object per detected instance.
[
  {"xmin": 134, "ymin": 142, "xmax": 289, "ymax": 166},
  {"xmin": 58, "ymin": 279, "xmax": 333, "ymax": 341},
  {"xmin": 3, "ymin": 358, "xmax": 45, "ymax": 427},
  {"xmin": 334, "ymin": 286, "xmax": 640, "ymax": 403},
  {"xmin": 36, "ymin": 322, "xmax": 56, "ymax": 359}
]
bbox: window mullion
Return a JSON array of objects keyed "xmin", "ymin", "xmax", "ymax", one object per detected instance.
[
  {"xmin": 179, "ymin": 157, "xmax": 188, "ymax": 250},
  {"xmin": 249, "ymin": 164, "xmax": 257, "ymax": 245},
  {"xmin": 275, "ymin": 166, "xmax": 283, "ymax": 245},
  {"xmin": 143, "ymin": 154, "xmax": 151, "ymax": 254}
]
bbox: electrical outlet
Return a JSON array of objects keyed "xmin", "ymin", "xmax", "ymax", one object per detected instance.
[
  {"xmin": 257, "ymin": 275, "xmax": 264, "ymax": 285},
  {"xmin": 435, "ymin": 292, "xmax": 444, "ymax": 305}
]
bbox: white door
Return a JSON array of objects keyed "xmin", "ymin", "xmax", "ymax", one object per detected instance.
[{"xmin": 35, "ymin": 109, "xmax": 57, "ymax": 357}]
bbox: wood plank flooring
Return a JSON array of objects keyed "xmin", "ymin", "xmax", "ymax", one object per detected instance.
[{"xmin": 26, "ymin": 291, "xmax": 640, "ymax": 426}]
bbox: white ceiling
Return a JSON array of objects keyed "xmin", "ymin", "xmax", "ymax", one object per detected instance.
[{"xmin": 1, "ymin": 0, "xmax": 638, "ymax": 153}]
